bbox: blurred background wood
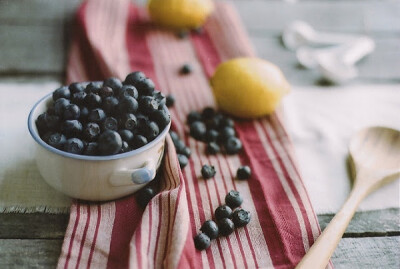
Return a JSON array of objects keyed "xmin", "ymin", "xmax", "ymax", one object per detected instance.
[{"xmin": 0, "ymin": 0, "xmax": 399, "ymax": 267}]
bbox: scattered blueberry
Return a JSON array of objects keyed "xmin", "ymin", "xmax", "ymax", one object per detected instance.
[
  {"xmin": 201, "ymin": 107, "xmax": 215, "ymax": 120},
  {"xmin": 220, "ymin": 117, "xmax": 234, "ymax": 128},
  {"xmin": 194, "ymin": 233, "xmax": 211, "ymax": 250},
  {"xmin": 173, "ymin": 139, "xmax": 186, "ymax": 154},
  {"xmin": 181, "ymin": 147, "xmax": 191, "ymax": 158},
  {"xmin": 219, "ymin": 127, "xmax": 236, "ymax": 141},
  {"xmin": 200, "ymin": 220, "xmax": 219, "ymax": 239},
  {"xmin": 218, "ymin": 218, "xmax": 235, "ymax": 236},
  {"xmin": 190, "ymin": 121, "xmax": 207, "ymax": 140},
  {"xmin": 225, "ymin": 190, "xmax": 243, "ymax": 209},
  {"xmin": 187, "ymin": 111, "xmax": 202, "ymax": 124},
  {"xmin": 232, "ymin": 209, "xmax": 251, "ymax": 227},
  {"xmin": 206, "ymin": 142, "xmax": 220, "ymax": 155},
  {"xmin": 135, "ymin": 185, "xmax": 157, "ymax": 208},
  {"xmin": 98, "ymin": 130, "xmax": 122, "ymax": 155},
  {"xmin": 236, "ymin": 166, "xmax": 251, "ymax": 180},
  {"xmin": 215, "ymin": 205, "xmax": 233, "ymax": 221},
  {"xmin": 224, "ymin": 137, "xmax": 242, "ymax": 155},
  {"xmin": 180, "ymin": 64, "xmax": 192, "ymax": 75},
  {"xmin": 178, "ymin": 154, "xmax": 189, "ymax": 169},
  {"xmin": 201, "ymin": 164, "xmax": 216, "ymax": 179},
  {"xmin": 205, "ymin": 129, "xmax": 219, "ymax": 143}
]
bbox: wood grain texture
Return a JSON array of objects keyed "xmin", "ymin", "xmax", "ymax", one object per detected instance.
[{"xmin": 0, "ymin": 239, "xmax": 63, "ymax": 269}]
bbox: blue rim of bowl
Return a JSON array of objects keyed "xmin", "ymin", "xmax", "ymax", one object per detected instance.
[{"xmin": 27, "ymin": 92, "xmax": 171, "ymax": 161}]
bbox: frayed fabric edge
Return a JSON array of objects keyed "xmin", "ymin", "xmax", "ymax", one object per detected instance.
[{"xmin": 0, "ymin": 205, "xmax": 70, "ymax": 214}]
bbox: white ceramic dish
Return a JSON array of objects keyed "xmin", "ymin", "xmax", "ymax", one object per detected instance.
[{"xmin": 28, "ymin": 93, "xmax": 170, "ymax": 201}]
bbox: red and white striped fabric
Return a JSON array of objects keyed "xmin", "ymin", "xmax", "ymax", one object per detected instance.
[{"xmin": 58, "ymin": 1, "xmax": 331, "ymax": 268}]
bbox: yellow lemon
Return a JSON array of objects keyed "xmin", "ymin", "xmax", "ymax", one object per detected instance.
[
  {"xmin": 210, "ymin": 57, "xmax": 290, "ymax": 119},
  {"xmin": 148, "ymin": 0, "xmax": 214, "ymax": 29}
]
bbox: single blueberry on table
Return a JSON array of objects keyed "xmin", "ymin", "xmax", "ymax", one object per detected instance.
[
  {"xmin": 214, "ymin": 205, "xmax": 233, "ymax": 221},
  {"xmin": 178, "ymin": 154, "xmax": 189, "ymax": 169},
  {"xmin": 201, "ymin": 107, "xmax": 216, "ymax": 120},
  {"xmin": 135, "ymin": 185, "xmax": 157, "ymax": 208},
  {"xmin": 165, "ymin": 94, "xmax": 175, "ymax": 107},
  {"xmin": 219, "ymin": 127, "xmax": 236, "ymax": 141},
  {"xmin": 218, "ymin": 218, "xmax": 235, "ymax": 236},
  {"xmin": 169, "ymin": 131, "xmax": 179, "ymax": 144},
  {"xmin": 236, "ymin": 165, "xmax": 251, "ymax": 180},
  {"xmin": 232, "ymin": 209, "xmax": 251, "ymax": 227},
  {"xmin": 201, "ymin": 164, "xmax": 216, "ymax": 179},
  {"xmin": 225, "ymin": 190, "xmax": 243, "ymax": 209},
  {"xmin": 190, "ymin": 121, "xmax": 207, "ymax": 141},
  {"xmin": 205, "ymin": 129, "xmax": 219, "ymax": 143},
  {"xmin": 194, "ymin": 233, "xmax": 211, "ymax": 251},
  {"xmin": 220, "ymin": 117, "xmax": 235, "ymax": 129},
  {"xmin": 97, "ymin": 130, "xmax": 122, "ymax": 155},
  {"xmin": 200, "ymin": 220, "xmax": 219, "ymax": 240},
  {"xmin": 224, "ymin": 137, "xmax": 242, "ymax": 155},
  {"xmin": 180, "ymin": 146, "xmax": 191, "ymax": 158},
  {"xmin": 180, "ymin": 64, "xmax": 192, "ymax": 75},
  {"xmin": 187, "ymin": 111, "xmax": 202, "ymax": 124},
  {"xmin": 173, "ymin": 139, "xmax": 186, "ymax": 154},
  {"xmin": 206, "ymin": 142, "xmax": 220, "ymax": 155}
]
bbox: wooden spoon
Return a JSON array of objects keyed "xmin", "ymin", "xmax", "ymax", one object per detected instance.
[{"xmin": 296, "ymin": 126, "xmax": 400, "ymax": 269}]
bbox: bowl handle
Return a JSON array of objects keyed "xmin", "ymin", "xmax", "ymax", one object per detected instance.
[{"xmin": 109, "ymin": 160, "xmax": 156, "ymax": 186}]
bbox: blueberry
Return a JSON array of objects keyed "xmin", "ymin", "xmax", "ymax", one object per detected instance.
[
  {"xmin": 176, "ymin": 30, "xmax": 189, "ymax": 39},
  {"xmin": 190, "ymin": 121, "xmax": 207, "ymax": 141},
  {"xmin": 64, "ymin": 138, "xmax": 84, "ymax": 154},
  {"xmin": 165, "ymin": 94, "xmax": 175, "ymax": 107},
  {"xmin": 119, "ymin": 113, "xmax": 137, "ymax": 130},
  {"xmin": 150, "ymin": 109, "xmax": 170, "ymax": 130},
  {"xmin": 118, "ymin": 129, "xmax": 134, "ymax": 143},
  {"xmin": 205, "ymin": 129, "xmax": 219, "ymax": 143},
  {"xmin": 135, "ymin": 78, "xmax": 155, "ymax": 96},
  {"xmin": 47, "ymin": 133, "xmax": 67, "ymax": 150},
  {"xmin": 85, "ymin": 82, "xmax": 102, "ymax": 94},
  {"xmin": 180, "ymin": 64, "xmax": 192, "ymax": 75},
  {"xmin": 232, "ymin": 209, "xmax": 251, "ymax": 227},
  {"xmin": 178, "ymin": 154, "xmax": 189, "ymax": 169},
  {"xmin": 99, "ymin": 86, "xmax": 114, "ymax": 98},
  {"xmin": 119, "ymin": 85, "xmax": 138, "ymax": 100},
  {"xmin": 131, "ymin": 135, "xmax": 148, "ymax": 149},
  {"xmin": 61, "ymin": 120, "xmax": 83, "ymax": 138},
  {"xmin": 125, "ymin": 71, "xmax": 146, "ymax": 85},
  {"xmin": 69, "ymin": 82, "xmax": 85, "ymax": 94},
  {"xmin": 136, "ymin": 114, "xmax": 149, "ymax": 129},
  {"xmin": 224, "ymin": 137, "xmax": 242, "ymax": 155},
  {"xmin": 135, "ymin": 185, "xmax": 157, "ymax": 208},
  {"xmin": 214, "ymin": 205, "xmax": 233, "ymax": 221},
  {"xmin": 219, "ymin": 127, "xmax": 236, "ymax": 141},
  {"xmin": 139, "ymin": 96, "xmax": 159, "ymax": 113},
  {"xmin": 194, "ymin": 233, "xmax": 211, "ymax": 250},
  {"xmin": 220, "ymin": 117, "xmax": 234, "ymax": 128},
  {"xmin": 181, "ymin": 147, "xmax": 191, "ymax": 158},
  {"xmin": 201, "ymin": 164, "xmax": 216, "ymax": 179},
  {"xmin": 206, "ymin": 142, "xmax": 220, "ymax": 155},
  {"xmin": 83, "ymin": 142, "xmax": 98, "ymax": 156},
  {"xmin": 173, "ymin": 139, "xmax": 186, "ymax": 153},
  {"xmin": 218, "ymin": 218, "xmax": 235, "ymax": 236},
  {"xmin": 84, "ymin": 93, "xmax": 102, "ymax": 108},
  {"xmin": 103, "ymin": 77, "xmax": 122, "ymax": 93},
  {"xmin": 72, "ymin": 92, "xmax": 87, "ymax": 106},
  {"xmin": 52, "ymin": 86, "xmax": 70, "ymax": 101},
  {"xmin": 200, "ymin": 220, "xmax": 219, "ymax": 239},
  {"xmin": 152, "ymin": 91, "xmax": 166, "ymax": 107},
  {"xmin": 79, "ymin": 106, "xmax": 89, "ymax": 122},
  {"xmin": 88, "ymin": 108, "xmax": 106, "ymax": 123},
  {"xmin": 187, "ymin": 111, "xmax": 202, "ymax": 124},
  {"xmin": 120, "ymin": 141, "xmax": 130, "ymax": 153},
  {"xmin": 193, "ymin": 27, "xmax": 204, "ymax": 35},
  {"xmin": 102, "ymin": 96, "xmax": 119, "ymax": 115},
  {"xmin": 54, "ymin": 98, "xmax": 71, "ymax": 117},
  {"xmin": 102, "ymin": 117, "xmax": 118, "ymax": 131},
  {"xmin": 169, "ymin": 131, "xmax": 180, "ymax": 144},
  {"xmin": 63, "ymin": 104, "xmax": 80, "ymax": 120},
  {"xmin": 36, "ymin": 112, "xmax": 60, "ymax": 134},
  {"xmin": 141, "ymin": 121, "xmax": 159, "ymax": 141},
  {"xmin": 119, "ymin": 96, "xmax": 138, "ymax": 114},
  {"xmin": 236, "ymin": 166, "xmax": 251, "ymax": 180},
  {"xmin": 225, "ymin": 190, "xmax": 243, "ymax": 209},
  {"xmin": 201, "ymin": 107, "xmax": 215, "ymax": 120},
  {"xmin": 205, "ymin": 116, "xmax": 222, "ymax": 130},
  {"xmin": 98, "ymin": 130, "xmax": 122, "ymax": 155}
]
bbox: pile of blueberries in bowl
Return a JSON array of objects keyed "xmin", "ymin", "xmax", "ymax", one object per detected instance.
[{"xmin": 35, "ymin": 71, "xmax": 171, "ymax": 156}]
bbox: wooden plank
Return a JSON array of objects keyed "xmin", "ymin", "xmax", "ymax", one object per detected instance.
[
  {"xmin": 0, "ymin": 213, "xmax": 69, "ymax": 239},
  {"xmin": 332, "ymin": 236, "xmax": 400, "ymax": 269},
  {"xmin": 318, "ymin": 208, "xmax": 400, "ymax": 237},
  {"xmin": 231, "ymin": 0, "xmax": 400, "ymax": 33},
  {"xmin": 0, "ymin": 239, "xmax": 63, "ymax": 269}
]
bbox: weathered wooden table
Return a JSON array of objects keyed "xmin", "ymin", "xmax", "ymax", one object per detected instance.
[{"xmin": 1, "ymin": 0, "xmax": 399, "ymax": 268}]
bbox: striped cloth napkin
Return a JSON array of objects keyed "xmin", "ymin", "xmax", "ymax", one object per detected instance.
[{"xmin": 58, "ymin": 1, "xmax": 329, "ymax": 268}]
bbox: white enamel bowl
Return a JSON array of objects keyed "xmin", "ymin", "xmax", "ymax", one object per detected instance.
[{"xmin": 28, "ymin": 93, "xmax": 170, "ymax": 201}]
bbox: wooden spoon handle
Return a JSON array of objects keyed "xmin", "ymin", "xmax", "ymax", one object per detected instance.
[{"xmin": 295, "ymin": 187, "xmax": 369, "ymax": 269}]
